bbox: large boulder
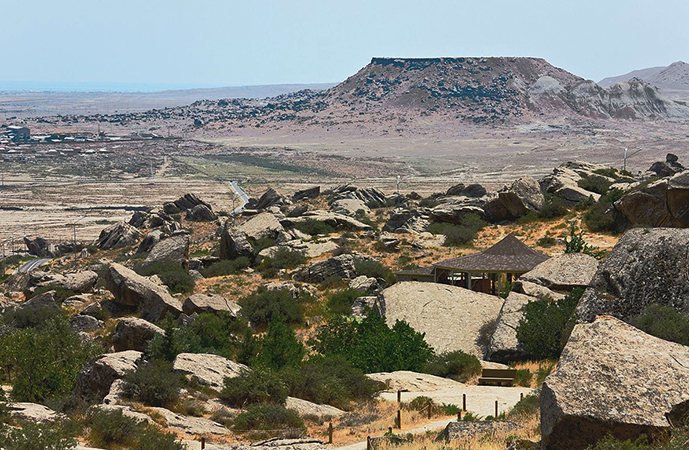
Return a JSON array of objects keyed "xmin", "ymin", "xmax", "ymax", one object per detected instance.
[
  {"xmin": 95, "ymin": 222, "xmax": 141, "ymax": 250},
  {"xmin": 163, "ymin": 193, "xmax": 211, "ymax": 214},
  {"xmin": 141, "ymin": 233, "xmax": 189, "ymax": 268},
  {"xmin": 283, "ymin": 211, "xmax": 372, "ymax": 232},
  {"xmin": 254, "ymin": 188, "xmax": 283, "ymax": 211},
  {"xmin": 285, "ymin": 397, "xmax": 345, "ymax": 419},
  {"xmin": 667, "ymin": 171, "xmax": 689, "ymax": 227},
  {"xmin": 383, "ymin": 208, "xmax": 430, "ymax": 234},
  {"xmin": 648, "ymin": 153, "xmax": 684, "ymax": 178},
  {"xmin": 238, "ymin": 212, "xmax": 284, "ymax": 240},
  {"xmin": 293, "ymin": 186, "xmax": 320, "ymax": 201},
  {"xmin": 615, "ymin": 183, "xmax": 671, "ymax": 227},
  {"xmin": 183, "ymin": 293, "xmax": 241, "ymax": 316},
  {"xmin": 14, "ymin": 290, "xmax": 59, "ymax": 316},
  {"xmin": 576, "ymin": 228, "xmax": 689, "ymax": 323},
  {"xmin": 332, "ymin": 185, "xmax": 387, "ymax": 205},
  {"xmin": 436, "ymin": 421, "xmax": 521, "ymax": 441},
  {"xmin": 105, "ymin": 263, "xmax": 183, "ymax": 322},
  {"xmin": 75, "ymin": 350, "xmax": 142, "ymax": 402},
  {"xmin": 486, "ymin": 292, "xmax": 534, "ymax": 363},
  {"xmin": 330, "ymin": 198, "xmax": 370, "ymax": 217},
  {"xmin": 136, "ymin": 230, "xmax": 164, "ymax": 254},
  {"xmin": 379, "ymin": 282, "xmax": 504, "ymax": 356},
  {"xmin": 219, "ymin": 226, "xmax": 254, "ymax": 260},
  {"xmin": 9, "ymin": 403, "xmax": 64, "ymax": 423},
  {"xmin": 517, "ymin": 254, "xmax": 598, "ymax": 291},
  {"xmin": 541, "ymin": 316, "xmax": 689, "ymax": 450},
  {"xmin": 172, "ymin": 353, "xmax": 247, "ymax": 391},
  {"xmin": 431, "ymin": 202, "xmax": 486, "ymax": 224},
  {"xmin": 498, "ymin": 177, "xmax": 544, "ymax": 217},
  {"xmin": 293, "ymin": 254, "xmax": 357, "ymax": 283},
  {"xmin": 186, "ymin": 204, "xmax": 217, "ymax": 222},
  {"xmin": 27, "ymin": 270, "xmax": 99, "ymax": 294},
  {"xmin": 111, "ymin": 318, "xmax": 165, "ymax": 352},
  {"xmin": 23, "ymin": 237, "xmax": 54, "ymax": 257},
  {"xmin": 148, "ymin": 407, "xmax": 230, "ymax": 435}
]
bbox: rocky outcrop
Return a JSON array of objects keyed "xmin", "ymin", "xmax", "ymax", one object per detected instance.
[
  {"xmin": 332, "ymin": 185, "xmax": 387, "ymax": 206},
  {"xmin": 141, "ymin": 233, "xmax": 189, "ymax": 268},
  {"xmin": 111, "ymin": 318, "xmax": 165, "ymax": 352},
  {"xmin": 349, "ymin": 275, "xmax": 382, "ymax": 294},
  {"xmin": 431, "ymin": 201, "xmax": 486, "ymax": 224},
  {"xmin": 437, "ymin": 420, "xmax": 521, "ymax": 441},
  {"xmin": 283, "ymin": 211, "xmax": 372, "ymax": 232},
  {"xmin": 148, "ymin": 406, "xmax": 231, "ymax": 435},
  {"xmin": 541, "ymin": 316, "xmax": 689, "ymax": 450},
  {"xmin": 667, "ymin": 171, "xmax": 689, "ymax": 227},
  {"xmin": 136, "ymin": 230, "xmax": 164, "ymax": 254},
  {"xmin": 330, "ymin": 198, "xmax": 370, "ymax": 216},
  {"xmin": 129, "ymin": 208, "xmax": 178, "ymax": 231},
  {"xmin": 187, "ymin": 204, "xmax": 217, "ymax": 222},
  {"xmin": 285, "ymin": 397, "xmax": 345, "ymax": 419},
  {"xmin": 254, "ymin": 188, "xmax": 284, "ymax": 211},
  {"xmin": 105, "ymin": 263, "xmax": 183, "ymax": 322},
  {"xmin": 70, "ymin": 315, "xmax": 104, "ymax": 333},
  {"xmin": 293, "ymin": 254, "xmax": 357, "ymax": 283},
  {"xmin": 486, "ymin": 292, "xmax": 533, "ymax": 363},
  {"xmin": 27, "ymin": 270, "xmax": 99, "ymax": 294},
  {"xmin": 95, "ymin": 222, "xmax": 141, "ymax": 250},
  {"xmin": 366, "ymin": 371, "xmax": 462, "ymax": 392},
  {"xmin": 615, "ymin": 180, "xmax": 671, "ymax": 227},
  {"xmin": 293, "ymin": 186, "xmax": 320, "ymax": 201},
  {"xmin": 183, "ymin": 293, "xmax": 241, "ymax": 316},
  {"xmin": 172, "ymin": 353, "xmax": 247, "ymax": 391},
  {"xmin": 23, "ymin": 237, "xmax": 55, "ymax": 257},
  {"xmin": 517, "ymin": 254, "xmax": 598, "ymax": 291},
  {"xmin": 219, "ymin": 226, "xmax": 254, "ymax": 260},
  {"xmin": 648, "ymin": 153, "xmax": 684, "ymax": 178},
  {"xmin": 9, "ymin": 403, "xmax": 65, "ymax": 423},
  {"xmin": 498, "ymin": 177, "xmax": 544, "ymax": 217},
  {"xmin": 383, "ymin": 208, "xmax": 430, "ymax": 233},
  {"xmin": 577, "ymin": 228, "xmax": 689, "ymax": 323},
  {"xmin": 163, "ymin": 193, "xmax": 212, "ymax": 215},
  {"xmin": 75, "ymin": 350, "xmax": 142, "ymax": 402},
  {"xmin": 14, "ymin": 290, "xmax": 59, "ymax": 315},
  {"xmin": 238, "ymin": 212, "xmax": 284, "ymax": 240},
  {"xmin": 379, "ymin": 282, "xmax": 504, "ymax": 356},
  {"xmin": 539, "ymin": 163, "xmax": 603, "ymax": 204}
]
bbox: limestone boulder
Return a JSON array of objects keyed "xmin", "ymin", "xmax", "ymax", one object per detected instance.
[
  {"xmin": 383, "ymin": 208, "xmax": 430, "ymax": 233},
  {"xmin": 293, "ymin": 186, "xmax": 320, "ymax": 201},
  {"xmin": 238, "ymin": 212, "xmax": 284, "ymax": 240},
  {"xmin": 518, "ymin": 253, "xmax": 598, "ymax": 291},
  {"xmin": 75, "ymin": 350, "xmax": 142, "ymax": 402},
  {"xmin": 576, "ymin": 228, "xmax": 689, "ymax": 323},
  {"xmin": 283, "ymin": 210, "xmax": 372, "ymax": 232},
  {"xmin": 486, "ymin": 292, "xmax": 534, "ymax": 363},
  {"xmin": 9, "ymin": 403, "xmax": 64, "ymax": 423},
  {"xmin": 667, "ymin": 171, "xmax": 689, "ymax": 226},
  {"xmin": 349, "ymin": 276, "xmax": 381, "ymax": 294},
  {"xmin": 379, "ymin": 282, "xmax": 504, "ymax": 356},
  {"xmin": 219, "ymin": 226, "xmax": 254, "ymax": 260},
  {"xmin": 541, "ymin": 316, "xmax": 689, "ymax": 450},
  {"xmin": 163, "ymin": 193, "xmax": 212, "ymax": 214},
  {"xmin": 183, "ymin": 293, "xmax": 241, "ymax": 316},
  {"xmin": 437, "ymin": 421, "xmax": 521, "ymax": 442},
  {"xmin": 27, "ymin": 270, "xmax": 99, "ymax": 294},
  {"xmin": 285, "ymin": 397, "xmax": 345, "ymax": 419},
  {"xmin": 293, "ymin": 254, "xmax": 357, "ymax": 283},
  {"xmin": 187, "ymin": 204, "xmax": 217, "ymax": 222},
  {"xmin": 105, "ymin": 263, "xmax": 183, "ymax": 322},
  {"xmin": 173, "ymin": 353, "xmax": 247, "ymax": 391},
  {"xmin": 136, "ymin": 230, "xmax": 164, "ymax": 254},
  {"xmin": 498, "ymin": 177, "xmax": 544, "ymax": 217},
  {"xmin": 330, "ymin": 198, "xmax": 370, "ymax": 217},
  {"xmin": 111, "ymin": 317, "xmax": 165, "ymax": 352},
  {"xmin": 142, "ymin": 233, "xmax": 189, "ymax": 268},
  {"xmin": 149, "ymin": 406, "xmax": 230, "ymax": 435},
  {"xmin": 95, "ymin": 222, "xmax": 141, "ymax": 250},
  {"xmin": 70, "ymin": 315, "xmax": 104, "ymax": 333}
]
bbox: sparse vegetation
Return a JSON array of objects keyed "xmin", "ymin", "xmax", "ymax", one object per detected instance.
[
  {"xmin": 293, "ymin": 220, "xmax": 335, "ymax": 236},
  {"xmin": 134, "ymin": 259, "xmax": 195, "ymax": 294},
  {"xmin": 326, "ymin": 289, "xmax": 363, "ymax": 316},
  {"xmin": 427, "ymin": 213, "xmax": 487, "ymax": 247},
  {"xmin": 421, "ymin": 350, "xmax": 482, "ymax": 382},
  {"xmin": 238, "ymin": 287, "xmax": 303, "ymax": 327},
  {"xmin": 201, "ymin": 256, "xmax": 250, "ymax": 277},
  {"xmin": 632, "ymin": 304, "xmax": 689, "ymax": 346},
  {"xmin": 232, "ymin": 403, "xmax": 305, "ymax": 435}
]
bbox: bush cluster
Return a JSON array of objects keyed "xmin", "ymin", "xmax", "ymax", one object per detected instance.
[
  {"xmin": 201, "ymin": 257, "xmax": 250, "ymax": 278},
  {"xmin": 311, "ymin": 312, "xmax": 434, "ymax": 373},
  {"xmin": 220, "ymin": 367, "xmax": 289, "ymax": 406},
  {"xmin": 422, "ymin": 350, "xmax": 482, "ymax": 382},
  {"xmin": 0, "ymin": 422, "xmax": 77, "ymax": 450},
  {"xmin": 326, "ymin": 289, "xmax": 362, "ymax": 316},
  {"xmin": 124, "ymin": 360, "xmax": 181, "ymax": 407},
  {"xmin": 87, "ymin": 408, "xmax": 185, "ymax": 450},
  {"xmin": 516, "ymin": 289, "xmax": 583, "ymax": 360},
  {"xmin": 354, "ymin": 259, "xmax": 396, "ymax": 285},
  {"xmin": 293, "ymin": 220, "xmax": 335, "ymax": 236},
  {"xmin": 238, "ymin": 288, "xmax": 303, "ymax": 327},
  {"xmin": 578, "ymin": 174, "xmax": 613, "ymax": 195},
  {"xmin": 632, "ymin": 304, "xmax": 689, "ymax": 346},
  {"xmin": 426, "ymin": 213, "xmax": 486, "ymax": 247},
  {"xmin": 232, "ymin": 404, "xmax": 305, "ymax": 434}
]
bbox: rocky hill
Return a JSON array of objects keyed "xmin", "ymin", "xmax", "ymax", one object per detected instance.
[
  {"xmin": 600, "ymin": 61, "xmax": 689, "ymax": 101},
  {"xmin": 31, "ymin": 57, "xmax": 689, "ymax": 132}
]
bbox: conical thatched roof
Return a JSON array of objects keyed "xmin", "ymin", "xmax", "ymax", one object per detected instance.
[{"xmin": 434, "ymin": 234, "xmax": 549, "ymax": 273}]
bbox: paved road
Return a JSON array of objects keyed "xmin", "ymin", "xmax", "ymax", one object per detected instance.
[
  {"xmin": 229, "ymin": 180, "xmax": 250, "ymax": 214},
  {"xmin": 17, "ymin": 257, "xmax": 51, "ymax": 273}
]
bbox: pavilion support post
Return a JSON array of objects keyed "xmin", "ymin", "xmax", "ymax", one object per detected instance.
[{"xmin": 467, "ymin": 273, "xmax": 472, "ymax": 290}]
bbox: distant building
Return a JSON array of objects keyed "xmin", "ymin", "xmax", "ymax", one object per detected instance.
[{"xmin": 6, "ymin": 125, "xmax": 30, "ymax": 142}]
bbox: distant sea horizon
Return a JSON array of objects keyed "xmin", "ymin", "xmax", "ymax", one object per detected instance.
[{"xmin": 0, "ymin": 81, "xmax": 331, "ymax": 94}]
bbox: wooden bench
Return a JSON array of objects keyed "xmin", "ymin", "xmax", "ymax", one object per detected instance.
[{"xmin": 478, "ymin": 368, "xmax": 517, "ymax": 387}]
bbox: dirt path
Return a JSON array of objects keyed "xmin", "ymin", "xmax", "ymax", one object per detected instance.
[{"xmin": 333, "ymin": 417, "xmax": 456, "ymax": 450}]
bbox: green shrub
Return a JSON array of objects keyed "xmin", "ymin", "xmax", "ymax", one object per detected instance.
[
  {"xmin": 280, "ymin": 356, "xmax": 381, "ymax": 410},
  {"xmin": 427, "ymin": 214, "xmax": 486, "ymax": 247},
  {"xmin": 326, "ymin": 289, "xmax": 362, "ymax": 316},
  {"xmin": 201, "ymin": 257, "xmax": 250, "ymax": 278},
  {"xmin": 265, "ymin": 247, "xmax": 307, "ymax": 270},
  {"xmin": 311, "ymin": 313, "xmax": 434, "ymax": 373},
  {"xmin": 134, "ymin": 427, "xmax": 186, "ymax": 450},
  {"xmin": 0, "ymin": 422, "xmax": 76, "ymax": 450},
  {"xmin": 564, "ymin": 224, "xmax": 606, "ymax": 259},
  {"xmin": 293, "ymin": 220, "xmax": 335, "ymax": 236},
  {"xmin": 125, "ymin": 360, "xmax": 181, "ymax": 407},
  {"xmin": 87, "ymin": 408, "xmax": 140, "ymax": 448},
  {"xmin": 220, "ymin": 367, "xmax": 288, "ymax": 407},
  {"xmin": 578, "ymin": 174, "xmax": 613, "ymax": 195},
  {"xmin": 536, "ymin": 361, "xmax": 556, "ymax": 386},
  {"xmin": 513, "ymin": 369, "xmax": 533, "ymax": 387},
  {"xmin": 251, "ymin": 237, "xmax": 276, "ymax": 253},
  {"xmin": 354, "ymin": 259, "xmax": 395, "ymax": 285},
  {"xmin": 507, "ymin": 393, "xmax": 540, "ymax": 420},
  {"xmin": 632, "ymin": 304, "xmax": 689, "ymax": 346},
  {"xmin": 0, "ymin": 314, "xmax": 101, "ymax": 403},
  {"xmin": 253, "ymin": 319, "xmax": 305, "ymax": 370},
  {"xmin": 135, "ymin": 259, "xmax": 195, "ymax": 294},
  {"xmin": 239, "ymin": 288, "xmax": 303, "ymax": 327},
  {"xmin": 536, "ymin": 236, "xmax": 557, "ymax": 247},
  {"xmin": 516, "ymin": 289, "xmax": 583, "ymax": 360},
  {"xmin": 31, "ymin": 286, "xmax": 79, "ymax": 304},
  {"xmin": 538, "ymin": 195, "xmax": 569, "ymax": 219},
  {"xmin": 422, "ymin": 350, "xmax": 482, "ymax": 382},
  {"xmin": 232, "ymin": 403, "xmax": 305, "ymax": 433},
  {"xmin": 319, "ymin": 275, "xmax": 348, "ymax": 291},
  {"xmin": 586, "ymin": 435, "xmax": 653, "ymax": 450}
]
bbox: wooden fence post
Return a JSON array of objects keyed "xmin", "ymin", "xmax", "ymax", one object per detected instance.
[
  {"xmin": 495, "ymin": 400, "xmax": 498, "ymax": 418},
  {"xmin": 367, "ymin": 436, "xmax": 371, "ymax": 450},
  {"xmin": 201, "ymin": 437, "xmax": 205, "ymax": 449},
  {"xmin": 520, "ymin": 392, "xmax": 524, "ymax": 401},
  {"xmin": 462, "ymin": 394, "xmax": 466, "ymax": 412},
  {"xmin": 328, "ymin": 422, "xmax": 333, "ymax": 444},
  {"xmin": 427, "ymin": 402, "xmax": 432, "ymax": 419},
  {"xmin": 396, "ymin": 409, "xmax": 401, "ymax": 429}
]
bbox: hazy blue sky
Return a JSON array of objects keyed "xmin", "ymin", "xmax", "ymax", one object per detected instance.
[{"xmin": 1, "ymin": 0, "xmax": 687, "ymax": 91}]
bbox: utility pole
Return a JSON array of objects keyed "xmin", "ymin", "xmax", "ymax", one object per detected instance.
[{"xmin": 623, "ymin": 147, "xmax": 642, "ymax": 172}]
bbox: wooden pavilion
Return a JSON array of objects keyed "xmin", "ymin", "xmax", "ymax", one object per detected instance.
[{"xmin": 432, "ymin": 234, "xmax": 549, "ymax": 296}]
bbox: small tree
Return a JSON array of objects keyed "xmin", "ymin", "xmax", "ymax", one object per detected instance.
[
  {"xmin": 220, "ymin": 367, "xmax": 288, "ymax": 407},
  {"xmin": 253, "ymin": 319, "xmax": 304, "ymax": 370},
  {"xmin": 239, "ymin": 288, "xmax": 303, "ymax": 328},
  {"xmin": 563, "ymin": 224, "xmax": 605, "ymax": 259}
]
